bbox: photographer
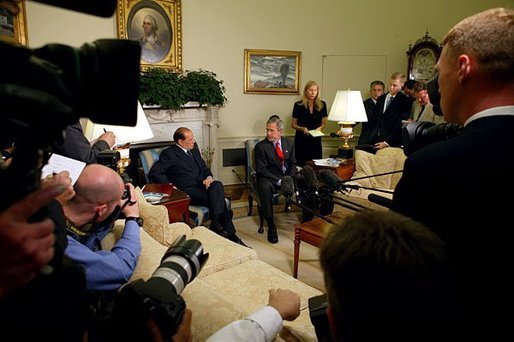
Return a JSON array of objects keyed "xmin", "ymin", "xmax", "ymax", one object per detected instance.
[
  {"xmin": 50, "ymin": 122, "xmax": 116, "ymax": 164},
  {"xmin": 319, "ymin": 211, "xmax": 457, "ymax": 341},
  {"xmin": 391, "ymin": 8, "xmax": 514, "ymax": 337},
  {"xmin": 62, "ymin": 164, "xmax": 140, "ymax": 291}
]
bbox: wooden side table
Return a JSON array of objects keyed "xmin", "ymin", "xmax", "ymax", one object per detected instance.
[
  {"xmin": 143, "ymin": 184, "xmax": 190, "ymax": 224},
  {"xmin": 293, "ymin": 211, "xmax": 348, "ymax": 278},
  {"xmin": 306, "ymin": 160, "xmax": 356, "ymax": 180}
]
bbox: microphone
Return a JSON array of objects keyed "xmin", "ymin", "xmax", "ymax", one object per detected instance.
[
  {"xmin": 302, "ymin": 165, "xmax": 319, "ymax": 193},
  {"xmin": 367, "ymin": 193, "xmax": 393, "ymax": 209},
  {"xmin": 280, "ymin": 175, "xmax": 295, "ymax": 200},
  {"xmin": 318, "ymin": 170, "xmax": 344, "ymax": 192}
]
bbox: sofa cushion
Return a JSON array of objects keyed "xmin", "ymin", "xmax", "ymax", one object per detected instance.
[
  {"xmin": 183, "ymin": 259, "xmax": 321, "ymax": 341},
  {"xmin": 136, "ymin": 186, "xmax": 192, "ymax": 244},
  {"xmin": 191, "ymin": 226, "xmax": 258, "ymax": 277},
  {"xmin": 352, "ymin": 147, "xmax": 406, "ymax": 190}
]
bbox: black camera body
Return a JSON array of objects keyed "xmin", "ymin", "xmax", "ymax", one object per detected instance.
[
  {"xmin": 308, "ymin": 293, "xmax": 332, "ymax": 342},
  {"xmin": 97, "ymin": 149, "xmax": 121, "ymax": 171}
]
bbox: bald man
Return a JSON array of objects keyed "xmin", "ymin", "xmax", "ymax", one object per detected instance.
[{"xmin": 63, "ymin": 164, "xmax": 141, "ymax": 291}]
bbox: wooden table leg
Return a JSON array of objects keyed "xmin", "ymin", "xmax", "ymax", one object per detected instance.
[{"xmin": 293, "ymin": 223, "xmax": 301, "ymax": 278}]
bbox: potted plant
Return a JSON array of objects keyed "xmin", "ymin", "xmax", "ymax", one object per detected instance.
[{"xmin": 138, "ymin": 67, "xmax": 226, "ymax": 110}]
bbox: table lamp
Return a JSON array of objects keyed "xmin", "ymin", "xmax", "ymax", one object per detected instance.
[
  {"xmin": 83, "ymin": 101, "xmax": 154, "ymax": 171},
  {"xmin": 327, "ymin": 90, "xmax": 367, "ymax": 160}
]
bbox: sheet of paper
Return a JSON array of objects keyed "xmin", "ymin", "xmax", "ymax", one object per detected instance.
[
  {"xmin": 312, "ymin": 158, "xmax": 341, "ymax": 167},
  {"xmin": 308, "ymin": 130, "xmax": 325, "ymax": 137},
  {"xmin": 41, "ymin": 154, "xmax": 86, "ymax": 185}
]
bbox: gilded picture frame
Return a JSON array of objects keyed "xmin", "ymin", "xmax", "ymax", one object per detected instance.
[
  {"xmin": 117, "ymin": 0, "xmax": 182, "ymax": 71},
  {"xmin": 0, "ymin": 0, "xmax": 28, "ymax": 46},
  {"xmin": 244, "ymin": 49, "xmax": 301, "ymax": 94}
]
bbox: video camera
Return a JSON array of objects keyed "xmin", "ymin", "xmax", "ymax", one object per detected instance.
[{"xmin": 401, "ymin": 75, "xmax": 462, "ymax": 155}]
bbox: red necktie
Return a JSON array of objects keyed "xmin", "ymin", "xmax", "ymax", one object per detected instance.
[{"xmin": 275, "ymin": 141, "xmax": 284, "ymax": 165}]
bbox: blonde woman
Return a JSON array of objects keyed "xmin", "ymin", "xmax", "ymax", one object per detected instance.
[{"xmin": 291, "ymin": 81, "xmax": 327, "ymax": 166}]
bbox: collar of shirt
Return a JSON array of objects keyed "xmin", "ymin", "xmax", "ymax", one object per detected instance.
[
  {"xmin": 273, "ymin": 139, "xmax": 282, "ymax": 148},
  {"xmin": 177, "ymin": 145, "xmax": 190, "ymax": 155},
  {"xmin": 464, "ymin": 106, "xmax": 514, "ymax": 126}
]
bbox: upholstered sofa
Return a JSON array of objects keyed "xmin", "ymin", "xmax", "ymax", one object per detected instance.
[{"xmin": 103, "ymin": 187, "xmax": 321, "ymax": 341}]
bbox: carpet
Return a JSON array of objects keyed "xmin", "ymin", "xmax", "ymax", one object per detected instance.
[{"xmin": 232, "ymin": 207, "xmax": 326, "ymax": 292}]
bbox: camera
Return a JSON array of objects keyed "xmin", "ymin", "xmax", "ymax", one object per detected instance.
[
  {"xmin": 402, "ymin": 121, "xmax": 462, "ymax": 155},
  {"xmin": 401, "ymin": 74, "xmax": 462, "ymax": 155},
  {"xmin": 105, "ymin": 235, "xmax": 209, "ymax": 340}
]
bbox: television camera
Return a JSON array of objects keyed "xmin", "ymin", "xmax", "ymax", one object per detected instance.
[{"xmin": 0, "ymin": 0, "xmax": 201, "ymax": 340}]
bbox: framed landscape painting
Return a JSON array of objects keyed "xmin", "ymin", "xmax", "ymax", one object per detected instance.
[{"xmin": 244, "ymin": 49, "xmax": 301, "ymax": 94}]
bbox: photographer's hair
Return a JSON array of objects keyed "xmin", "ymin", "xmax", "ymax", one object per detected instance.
[
  {"xmin": 319, "ymin": 210, "xmax": 455, "ymax": 341},
  {"xmin": 301, "ymin": 80, "xmax": 324, "ymax": 112},
  {"xmin": 412, "ymin": 81, "xmax": 427, "ymax": 94},
  {"xmin": 173, "ymin": 127, "xmax": 191, "ymax": 143},
  {"xmin": 267, "ymin": 115, "xmax": 284, "ymax": 130},
  {"xmin": 442, "ymin": 7, "xmax": 514, "ymax": 82}
]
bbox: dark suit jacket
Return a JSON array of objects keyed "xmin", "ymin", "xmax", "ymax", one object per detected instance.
[
  {"xmin": 392, "ymin": 115, "xmax": 514, "ymax": 328},
  {"xmin": 148, "ymin": 144, "xmax": 212, "ymax": 191},
  {"xmin": 254, "ymin": 137, "xmax": 296, "ymax": 184},
  {"xmin": 50, "ymin": 122, "xmax": 109, "ymax": 164},
  {"xmin": 371, "ymin": 92, "xmax": 411, "ymax": 147},
  {"xmin": 359, "ymin": 97, "xmax": 379, "ymax": 145}
]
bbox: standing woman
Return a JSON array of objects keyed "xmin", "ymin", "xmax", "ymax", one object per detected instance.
[{"xmin": 291, "ymin": 81, "xmax": 328, "ymax": 166}]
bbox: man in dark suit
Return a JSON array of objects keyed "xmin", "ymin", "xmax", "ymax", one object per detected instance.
[
  {"xmin": 370, "ymin": 72, "xmax": 412, "ymax": 149},
  {"xmin": 254, "ymin": 115, "xmax": 296, "ymax": 243},
  {"xmin": 148, "ymin": 127, "xmax": 247, "ymax": 247},
  {"xmin": 358, "ymin": 80, "xmax": 384, "ymax": 146},
  {"xmin": 391, "ymin": 8, "xmax": 514, "ymax": 339}
]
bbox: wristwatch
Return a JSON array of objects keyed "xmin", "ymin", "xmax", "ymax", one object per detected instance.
[{"xmin": 125, "ymin": 216, "xmax": 144, "ymax": 227}]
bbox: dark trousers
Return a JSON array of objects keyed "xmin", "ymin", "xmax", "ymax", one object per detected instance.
[
  {"xmin": 185, "ymin": 181, "xmax": 235, "ymax": 236},
  {"xmin": 256, "ymin": 177, "xmax": 280, "ymax": 219}
]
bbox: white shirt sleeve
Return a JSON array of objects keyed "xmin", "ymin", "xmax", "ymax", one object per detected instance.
[{"xmin": 206, "ymin": 306, "xmax": 283, "ymax": 342}]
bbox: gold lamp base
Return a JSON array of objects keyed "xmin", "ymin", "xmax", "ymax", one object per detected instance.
[{"xmin": 337, "ymin": 121, "xmax": 356, "ymax": 160}]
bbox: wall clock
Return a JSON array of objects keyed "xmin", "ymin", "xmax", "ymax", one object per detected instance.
[{"xmin": 406, "ymin": 32, "xmax": 442, "ymax": 81}]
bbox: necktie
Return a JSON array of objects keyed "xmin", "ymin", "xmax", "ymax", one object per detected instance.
[
  {"xmin": 275, "ymin": 142, "xmax": 284, "ymax": 165},
  {"xmin": 416, "ymin": 105, "xmax": 426, "ymax": 121},
  {"xmin": 385, "ymin": 96, "xmax": 394, "ymax": 111},
  {"xmin": 187, "ymin": 150, "xmax": 193, "ymax": 158}
]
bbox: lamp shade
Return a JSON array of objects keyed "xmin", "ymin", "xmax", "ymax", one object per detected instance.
[
  {"xmin": 328, "ymin": 90, "xmax": 367, "ymax": 123},
  {"xmin": 83, "ymin": 101, "xmax": 154, "ymax": 145}
]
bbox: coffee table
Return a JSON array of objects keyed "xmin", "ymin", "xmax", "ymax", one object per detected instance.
[{"xmin": 293, "ymin": 211, "xmax": 349, "ymax": 278}]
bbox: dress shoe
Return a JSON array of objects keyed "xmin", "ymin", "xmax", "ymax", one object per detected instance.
[
  {"xmin": 235, "ymin": 237, "xmax": 252, "ymax": 249},
  {"xmin": 267, "ymin": 227, "xmax": 279, "ymax": 244},
  {"xmin": 209, "ymin": 222, "xmax": 228, "ymax": 238}
]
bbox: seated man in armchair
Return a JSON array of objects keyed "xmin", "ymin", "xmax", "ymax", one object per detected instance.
[
  {"xmin": 148, "ymin": 127, "xmax": 247, "ymax": 247},
  {"xmin": 254, "ymin": 115, "xmax": 297, "ymax": 243}
]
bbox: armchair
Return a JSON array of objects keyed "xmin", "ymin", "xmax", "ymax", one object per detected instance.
[
  {"xmin": 138, "ymin": 145, "xmax": 230, "ymax": 226},
  {"xmin": 244, "ymin": 139, "xmax": 289, "ymax": 233}
]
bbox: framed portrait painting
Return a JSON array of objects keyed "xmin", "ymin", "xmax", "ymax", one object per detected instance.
[
  {"xmin": 0, "ymin": 0, "xmax": 28, "ymax": 46},
  {"xmin": 117, "ymin": 0, "xmax": 182, "ymax": 71},
  {"xmin": 244, "ymin": 49, "xmax": 301, "ymax": 94}
]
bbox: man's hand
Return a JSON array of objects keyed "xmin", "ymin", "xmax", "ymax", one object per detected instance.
[
  {"xmin": 97, "ymin": 131, "xmax": 116, "ymax": 148},
  {"xmin": 268, "ymin": 288, "xmax": 300, "ymax": 321},
  {"xmin": 41, "ymin": 171, "xmax": 75, "ymax": 205},
  {"xmin": 374, "ymin": 141, "xmax": 389, "ymax": 150},
  {"xmin": 203, "ymin": 176, "xmax": 214, "ymax": 189},
  {"xmin": 172, "ymin": 308, "xmax": 193, "ymax": 342},
  {"xmin": 0, "ymin": 184, "xmax": 66, "ymax": 298},
  {"xmin": 122, "ymin": 183, "xmax": 140, "ymax": 218}
]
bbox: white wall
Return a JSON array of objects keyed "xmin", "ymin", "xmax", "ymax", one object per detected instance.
[{"xmin": 26, "ymin": 0, "xmax": 514, "ymax": 139}]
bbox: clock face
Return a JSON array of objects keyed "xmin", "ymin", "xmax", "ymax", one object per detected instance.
[{"xmin": 412, "ymin": 47, "xmax": 437, "ymax": 81}]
